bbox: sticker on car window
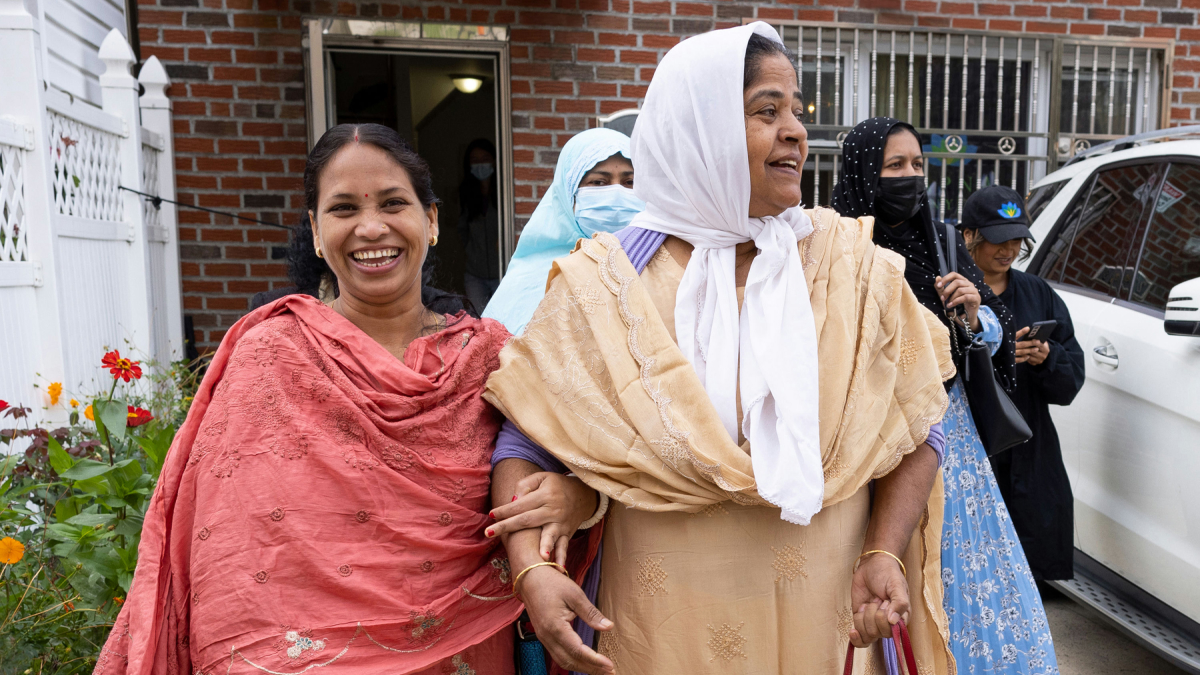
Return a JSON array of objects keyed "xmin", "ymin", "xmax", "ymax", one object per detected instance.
[{"xmin": 1156, "ymin": 181, "xmax": 1185, "ymax": 213}]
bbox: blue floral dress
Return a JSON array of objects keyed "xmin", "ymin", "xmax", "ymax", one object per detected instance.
[{"xmin": 940, "ymin": 380, "xmax": 1059, "ymax": 674}]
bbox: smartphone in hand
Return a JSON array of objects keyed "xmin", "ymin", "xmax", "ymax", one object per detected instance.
[{"xmin": 1024, "ymin": 319, "xmax": 1057, "ymax": 342}]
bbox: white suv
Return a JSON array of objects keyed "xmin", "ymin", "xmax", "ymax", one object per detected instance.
[{"xmin": 1019, "ymin": 129, "xmax": 1200, "ymax": 671}]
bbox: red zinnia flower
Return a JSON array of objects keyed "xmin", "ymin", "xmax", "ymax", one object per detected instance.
[
  {"xmin": 126, "ymin": 406, "xmax": 153, "ymax": 427},
  {"xmin": 101, "ymin": 350, "xmax": 142, "ymax": 382},
  {"xmin": 0, "ymin": 400, "xmax": 8, "ymax": 413}
]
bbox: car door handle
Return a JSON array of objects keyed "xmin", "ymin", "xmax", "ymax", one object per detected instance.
[{"xmin": 1092, "ymin": 344, "xmax": 1119, "ymax": 367}]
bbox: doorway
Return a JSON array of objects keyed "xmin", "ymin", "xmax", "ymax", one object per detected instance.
[{"xmin": 304, "ymin": 19, "xmax": 514, "ymax": 304}]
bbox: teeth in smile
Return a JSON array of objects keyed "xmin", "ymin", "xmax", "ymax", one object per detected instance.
[
  {"xmin": 774, "ymin": 160, "xmax": 798, "ymax": 169},
  {"xmin": 351, "ymin": 248, "xmax": 399, "ymax": 267}
]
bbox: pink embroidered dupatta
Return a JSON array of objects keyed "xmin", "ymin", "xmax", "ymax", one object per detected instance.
[{"xmin": 94, "ymin": 295, "xmax": 522, "ymax": 675}]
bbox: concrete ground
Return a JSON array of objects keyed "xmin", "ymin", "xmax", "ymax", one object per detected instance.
[{"xmin": 1043, "ymin": 585, "xmax": 1190, "ymax": 675}]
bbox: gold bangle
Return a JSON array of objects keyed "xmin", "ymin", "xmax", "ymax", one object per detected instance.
[
  {"xmin": 853, "ymin": 549, "xmax": 907, "ymax": 578},
  {"xmin": 513, "ymin": 561, "xmax": 569, "ymax": 599}
]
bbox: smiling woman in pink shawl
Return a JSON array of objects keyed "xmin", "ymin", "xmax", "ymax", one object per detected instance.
[{"xmin": 94, "ymin": 124, "xmax": 525, "ymax": 675}]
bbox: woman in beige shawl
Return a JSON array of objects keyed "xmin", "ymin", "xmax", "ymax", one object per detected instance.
[{"xmin": 485, "ymin": 23, "xmax": 956, "ymax": 675}]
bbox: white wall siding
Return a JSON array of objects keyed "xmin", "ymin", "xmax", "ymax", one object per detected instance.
[
  {"xmin": 44, "ymin": 0, "xmax": 128, "ymax": 106},
  {"xmin": 0, "ymin": 286, "xmax": 42, "ymax": 409}
]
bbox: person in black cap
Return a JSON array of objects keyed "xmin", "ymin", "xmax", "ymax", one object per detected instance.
[{"xmin": 963, "ymin": 185, "xmax": 1086, "ymax": 582}]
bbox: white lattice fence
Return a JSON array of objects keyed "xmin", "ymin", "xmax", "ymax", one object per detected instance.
[
  {"xmin": 0, "ymin": 138, "xmax": 26, "ymax": 262},
  {"xmin": 141, "ymin": 140, "xmax": 160, "ymax": 230},
  {"xmin": 48, "ymin": 111, "xmax": 122, "ymax": 222}
]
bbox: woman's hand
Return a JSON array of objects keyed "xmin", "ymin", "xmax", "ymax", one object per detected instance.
[
  {"xmin": 1015, "ymin": 326, "xmax": 1051, "ymax": 366},
  {"xmin": 519, "ymin": 563, "xmax": 615, "ymax": 674},
  {"xmin": 935, "ymin": 272, "xmax": 982, "ymax": 332},
  {"xmin": 487, "ymin": 472, "xmax": 598, "ymax": 566},
  {"xmin": 849, "ymin": 552, "xmax": 910, "ymax": 647}
]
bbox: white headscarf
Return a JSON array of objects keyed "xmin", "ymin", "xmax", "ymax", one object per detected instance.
[{"xmin": 629, "ymin": 22, "xmax": 822, "ymax": 525}]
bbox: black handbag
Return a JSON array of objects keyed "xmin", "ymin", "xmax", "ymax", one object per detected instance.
[{"xmin": 934, "ymin": 221, "xmax": 1032, "ymax": 456}]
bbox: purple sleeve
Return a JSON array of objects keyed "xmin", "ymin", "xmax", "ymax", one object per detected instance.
[
  {"xmin": 492, "ymin": 419, "xmax": 569, "ymax": 474},
  {"xmin": 925, "ymin": 422, "xmax": 945, "ymax": 467}
]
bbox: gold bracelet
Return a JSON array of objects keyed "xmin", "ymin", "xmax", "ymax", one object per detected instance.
[
  {"xmin": 513, "ymin": 561, "xmax": 569, "ymax": 600},
  {"xmin": 853, "ymin": 549, "xmax": 907, "ymax": 578}
]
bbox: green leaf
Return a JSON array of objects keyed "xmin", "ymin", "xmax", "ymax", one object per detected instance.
[
  {"xmin": 60, "ymin": 459, "xmax": 117, "ymax": 481},
  {"xmin": 136, "ymin": 426, "xmax": 174, "ymax": 476},
  {"xmin": 94, "ymin": 399, "xmax": 128, "ymax": 442},
  {"xmin": 71, "ymin": 174, "xmax": 81, "ymax": 188},
  {"xmin": 48, "ymin": 437, "xmax": 76, "ymax": 474},
  {"xmin": 66, "ymin": 513, "xmax": 115, "ymax": 528},
  {"xmin": 0, "ymin": 453, "xmax": 18, "ymax": 479}
]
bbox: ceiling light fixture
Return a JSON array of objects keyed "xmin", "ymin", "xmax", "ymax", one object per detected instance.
[{"xmin": 452, "ymin": 76, "xmax": 484, "ymax": 94}]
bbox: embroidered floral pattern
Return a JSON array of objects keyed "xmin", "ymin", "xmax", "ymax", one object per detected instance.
[
  {"xmin": 572, "ymin": 284, "xmax": 602, "ymax": 315},
  {"xmin": 706, "ymin": 623, "xmax": 748, "ymax": 662},
  {"xmin": 326, "ymin": 407, "xmax": 366, "ymax": 446},
  {"xmin": 404, "ymin": 608, "xmax": 446, "ymax": 644},
  {"xmin": 635, "ymin": 556, "xmax": 668, "ymax": 596},
  {"xmin": 596, "ymin": 628, "xmax": 621, "ymax": 669},
  {"xmin": 941, "ymin": 383, "xmax": 1059, "ymax": 674},
  {"xmin": 690, "ymin": 502, "xmax": 728, "ymax": 518},
  {"xmin": 254, "ymin": 570, "xmax": 269, "ymax": 584},
  {"xmin": 490, "ymin": 557, "xmax": 511, "ymax": 585},
  {"xmin": 443, "ymin": 654, "xmax": 475, "ymax": 675},
  {"xmin": 337, "ymin": 564, "xmax": 352, "ymax": 577},
  {"xmin": 284, "ymin": 630, "xmax": 326, "ymax": 659},
  {"xmin": 770, "ymin": 544, "xmax": 808, "ymax": 582},
  {"xmin": 196, "ymin": 527, "xmax": 210, "ymax": 540},
  {"xmin": 899, "ymin": 337, "xmax": 920, "ymax": 375},
  {"xmin": 269, "ymin": 508, "xmax": 285, "ymax": 522},
  {"xmin": 420, "ymin": 560, "xmax": 435, "ymax": 573},
  {"xmin": 270, "ymin": 431, "xmax": 310, "ymax": 460},
  {"xmin": 437, "ymin": 512, "xmax": 453, "ymax": 526}
]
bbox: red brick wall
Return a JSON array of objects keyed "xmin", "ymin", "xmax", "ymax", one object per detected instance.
[{"xmin": 133, "ymin": 0, "xmax": 1200, "ymax": 350}]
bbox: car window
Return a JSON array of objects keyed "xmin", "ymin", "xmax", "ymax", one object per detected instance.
[
  {"xmin": 1038, "ymin": 162, "xmax": 1163, "ymax": 298},
  {"xmin": 1025, "ymin": 180, "xmax": 1068, "ymax": 224},
  {"xmin": 1129, "ymin": 162, "xmax": 1200, "ymax": 311}
]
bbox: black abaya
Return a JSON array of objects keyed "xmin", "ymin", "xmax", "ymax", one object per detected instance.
[{"xmin": 990, "ymin": 269, "xmax": 1086, "ymax": 580}]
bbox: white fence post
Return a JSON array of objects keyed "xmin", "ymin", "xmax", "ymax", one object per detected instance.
[
  {"xmin": 0, "ymin": 0, "xmax": 68, "ymax": 420},
  {"xmin": 98, "ymin": 29, "xmax": 154, "ymax": 367},
  {"xmin": 138, "ymin": 57, "xmax": 184, "ymax": 362}
]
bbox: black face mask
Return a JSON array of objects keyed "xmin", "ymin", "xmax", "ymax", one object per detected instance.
[{"xmin": 874, "ymin": 176, "xmax": 927, "ymax": 226}]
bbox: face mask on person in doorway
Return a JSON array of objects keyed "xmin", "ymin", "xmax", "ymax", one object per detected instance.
[
  {"xmin": 874, "ymin": 176, "xmax": 927, "ymax": 226},
  {"xmin": 471, "ymin": 163, "xmax": 495, "ymax": 181},
  {"xmin": 573, "ymin": 184, "xmax": 646, "ymax": 236}
]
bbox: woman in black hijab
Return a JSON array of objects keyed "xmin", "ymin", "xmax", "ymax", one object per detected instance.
[{"xmin": 831, "ymin": 117, "xmax": 1059, "ymax": 675}]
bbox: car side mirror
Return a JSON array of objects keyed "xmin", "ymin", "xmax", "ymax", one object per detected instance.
[{"xmin": 1165, "ymin": 278, "xmax": 1200, "ymax": 336}]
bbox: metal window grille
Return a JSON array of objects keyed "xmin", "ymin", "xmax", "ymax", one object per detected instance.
[{"xmin": 763, "ymin": 22, "xmax": 1173, "ymax": 221}]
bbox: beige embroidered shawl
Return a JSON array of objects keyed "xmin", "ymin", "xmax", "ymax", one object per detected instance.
[{"xmin": 484, "ymin": 207, "xmax": 956, "ymax": 670}]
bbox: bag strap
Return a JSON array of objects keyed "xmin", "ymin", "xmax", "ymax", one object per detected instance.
[{"xmin": 843, "ymin": 621, "xmax": 920, "ymax": 675}]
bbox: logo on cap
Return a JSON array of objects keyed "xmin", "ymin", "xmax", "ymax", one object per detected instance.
[{"xmin": 998, "ymin": 202, "xmax": 1022, "ymax": 219}]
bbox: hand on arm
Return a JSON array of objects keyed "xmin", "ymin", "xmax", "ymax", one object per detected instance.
[
  {"xmin": 489, "ymin": 468, "xmax": 598, "ymax": 565},
  {"xmin": 490, "ymin": 459, "xmax": 614, "ymax": 675},
  {"xmin": 849, "ymin": 443, "xmax": 939, "ymax": 647}
]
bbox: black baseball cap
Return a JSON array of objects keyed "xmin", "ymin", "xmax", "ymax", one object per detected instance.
[{"xmin": 961, "ymin": 185, "xmax": 1035, "ymax": 244}]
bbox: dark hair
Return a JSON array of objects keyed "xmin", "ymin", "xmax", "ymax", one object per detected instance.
[
  {"xmin": 887, "ymin": 123, "xmax": 921, "ymax": 143},
  {"xmin": 743, "ymin": 33, "xmax": 795, "ymax": 90},
  {"xmin": 459, "ymin": 138, "xmax": 497, "ymax": 223},
  {"xmin": 304, "ymin": 123, "xmax": 439, "ymax": 216},
  {"xmin": 963, "ymin": 228, "xmax": 1034, "ymax": 263}
]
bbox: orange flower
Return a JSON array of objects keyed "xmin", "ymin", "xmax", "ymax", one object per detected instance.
[
  {"xmin": 0, "ymin": 537, "xmax": 24, "ymax": 564},
  {"xmin": 84, "ymin": 404, "xmax": 94, "ymax": 421},
  {"xmin": 47, "ymin": 382, "xmax": 62, "ymax": 406},
  {"xmin": 126, "ymin": 405, "xmax": 153, "ymax": 428},
  {"xmin": 113, "ymin": 596, "xmax": 124, "ymax": 605},
  {"xmin": 63, "ymin": 601, "xmax": 75, "ymax": 612},
  {"xmin": 69, "ymin": 398, "xmax": 79, "ymax": 408},
  {"xmin": 101, "ymin": 350, "xmax": 142, "ymax": 382}
]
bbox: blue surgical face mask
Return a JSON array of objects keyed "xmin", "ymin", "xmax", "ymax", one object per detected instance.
[
  {"xmin": 470, "ymin": 163, "xmax": 494, "ymax": 181},
  {"xmin": 573, "ymin": 184, "xmax": 645, "ymax": 236}
]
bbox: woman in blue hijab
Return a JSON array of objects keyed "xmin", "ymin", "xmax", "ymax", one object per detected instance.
[{"xmin": 483, "ymin": 128, "xmax": 643, "ymax": 333}]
